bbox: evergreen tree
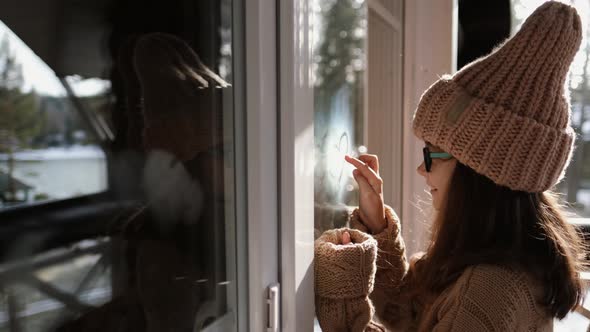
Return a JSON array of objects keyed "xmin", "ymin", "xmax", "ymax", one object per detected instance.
[
  {"xmin": 0, "ymin": 35, "xmax": 40, "ymax": 201},
  {"xmin": 314, "ymin": 0, "xmax": 364, "ymax": 103}
]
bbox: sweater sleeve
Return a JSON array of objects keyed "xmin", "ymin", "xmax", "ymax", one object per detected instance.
[
  {"xmin": 432, "ymin": 265, "xmax": 540, "ymax": 332},
  {"xmin": 314, "ymin": 227, "xmax": 385, "ymax": 332},
  {"xmin": 350, "ymin": 206, "xmax": 417, "ymax": 331},
  {"xmin": 314, "ymin": 206, "xmax": 414, "ymax": 331}
]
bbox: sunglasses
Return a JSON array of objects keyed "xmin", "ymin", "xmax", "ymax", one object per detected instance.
[{"xmin": 423, "ymin": 147, "xmax": 452, "ymax": 172}]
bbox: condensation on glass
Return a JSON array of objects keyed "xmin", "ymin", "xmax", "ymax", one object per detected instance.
[
  {"xmin": 0, "ymin": 1, "xmax": 241, "ymax": 331},
  {"xmin": 312, "ymin": 0, "xmax": 367, "ymax": 237}
]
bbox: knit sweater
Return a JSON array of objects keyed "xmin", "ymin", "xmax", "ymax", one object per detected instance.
[{"xmin": 314, "ymin": 207, "xmax": 553, "ymax": 331}]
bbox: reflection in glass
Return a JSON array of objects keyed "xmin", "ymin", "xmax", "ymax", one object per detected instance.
[
  {"xmin": 0, "ymin": 24, "xmax": 107, "ymax": 209},
  {"xmin": 0, "ymin": 0, "xmax": 241, "ymax": 331},
  {"xmin": 0, "ymin": 239, "xmax": 111, "ymax": 332},
  {"xmin": 313, "ymin": 0, "xmax": 366, "ymax": 235}
]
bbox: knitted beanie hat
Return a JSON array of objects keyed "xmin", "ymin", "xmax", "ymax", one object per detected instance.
[{"xmin": 412, "ymin": 1, "xmax": 582, "ymax": 192}]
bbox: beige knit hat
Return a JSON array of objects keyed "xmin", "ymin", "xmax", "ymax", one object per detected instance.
[{"xmin": 412, "ymin": 1, "xmax": 582, "ymax": 192}]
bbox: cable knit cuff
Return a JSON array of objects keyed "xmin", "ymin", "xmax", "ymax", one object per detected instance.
[
  {"xmin": 315, "ymin": 228, "xmax": 378, "ymax": 299},
  {"xmin": 350, "ymin": 206, "xmax": 401, "ymax": 240}
]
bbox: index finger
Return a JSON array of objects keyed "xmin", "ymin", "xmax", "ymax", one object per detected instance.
[{"xmin": 344, "ymin": 155, "xmax": 381, "ymax": 186}]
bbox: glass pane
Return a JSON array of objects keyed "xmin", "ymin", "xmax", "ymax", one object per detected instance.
[
  {"xmin": 511, "ymin": 0, "xmax": 590, "ymax": 219},
  {"xmin": 312, "ymin": 0, "xmax": 367, "ymax": 236},
  {"xmin": 0, "ymin": 22, "xmax": 108, "ymax": 209},
  {"xmin": 0, "ymin": 0, "xmax": 242, "ymax": 331},
  {"xmin": 0, "ymin": 241, "xmax": 112, "ymax": 332}
]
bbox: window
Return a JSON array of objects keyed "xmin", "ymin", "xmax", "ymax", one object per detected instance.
[
  {"xmin": 0, "ymin": 23, "xmax": 108, "ymax": 209},
  {"xmin": 312, "ymin": 0, "xmax": 367, "ymax": 236},
  {"xmin": 0, "ymin": 239, "xmax": 111, "ymax": 332},
  {"xmin": 312, "ymin": 0, "xmax": 405, "ymax": 235},
  {"xmin": 0, "ymin": 0, "xmax": 245, "ymax": 331}
]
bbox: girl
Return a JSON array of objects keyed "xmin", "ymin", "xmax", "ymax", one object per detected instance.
[{"xmin": 314, "ymin": 2, "xmax": 588, "ymax": 331}]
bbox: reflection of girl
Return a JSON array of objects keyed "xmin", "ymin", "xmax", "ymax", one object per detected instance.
[
  {"xmin": 315, "ymin": 2, "xmax": 588, "ymax": 331},
  {"xmin": 56, "ymin": 33, "xmax": 229, "ymax": 332},
  {"xmin": 125, "ymin": 32, "xmax": 230, "ymax": 332}
]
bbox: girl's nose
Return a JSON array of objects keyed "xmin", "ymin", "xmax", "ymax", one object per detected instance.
[{"xmin": 417, "ymin": 162, "xmax": 427, "ymax": 177}]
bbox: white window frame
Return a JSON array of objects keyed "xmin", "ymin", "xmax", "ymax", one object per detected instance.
[
  {"xmin": 279, "ymin": 0, "xmax": 316, "ymax": 331},
  {"xmin": 244, "ymin": 0, "xmax": 281, "ymax": 330}
]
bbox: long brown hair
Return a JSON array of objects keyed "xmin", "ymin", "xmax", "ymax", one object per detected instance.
[{"xmin": 416, "ymin": 162, "xmax": 587, "ymax": 319}]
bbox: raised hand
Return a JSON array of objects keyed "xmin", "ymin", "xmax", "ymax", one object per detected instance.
[{"xmin": 345, "ymin": 154, "xmax": 386, "ymax": 234}]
